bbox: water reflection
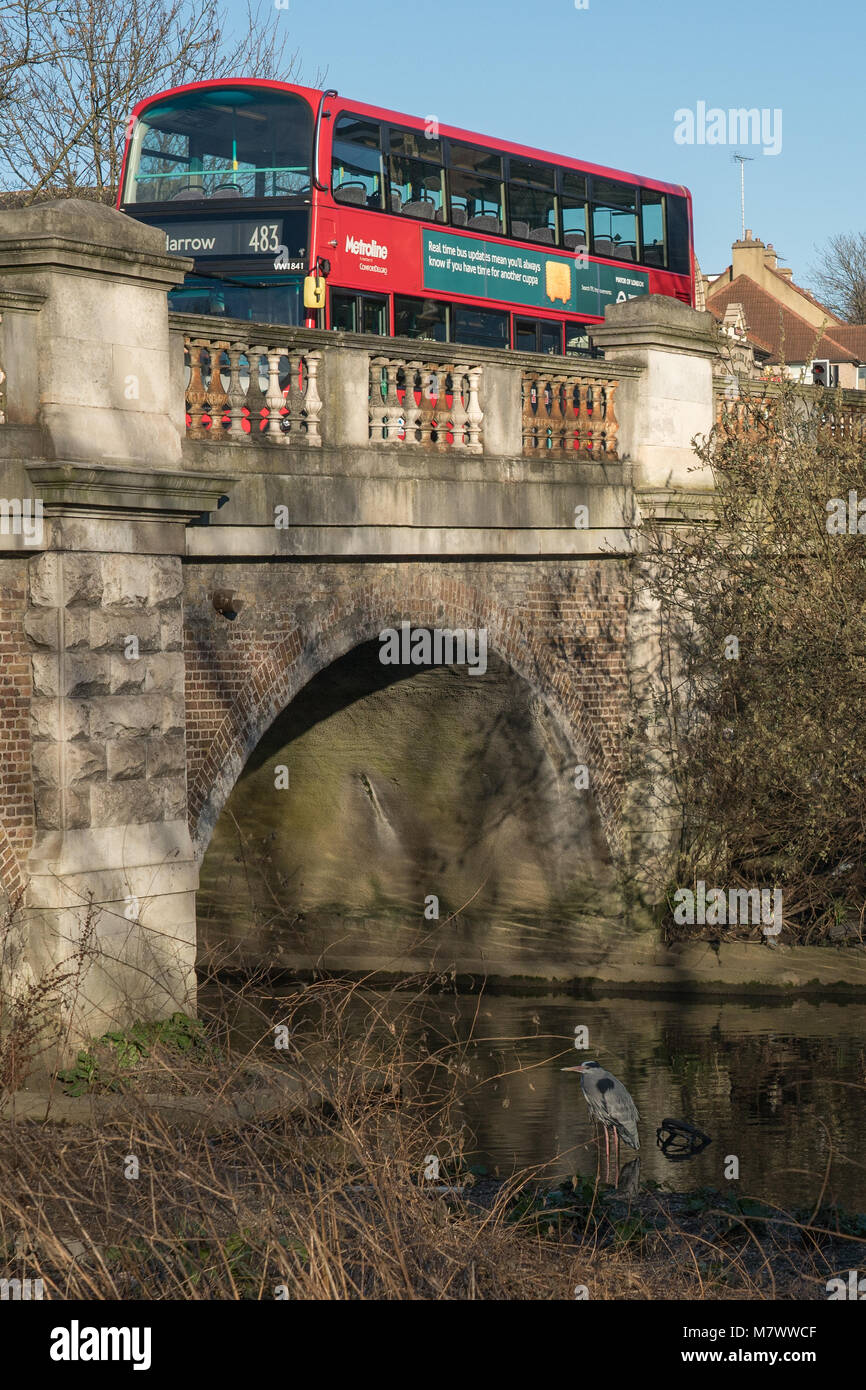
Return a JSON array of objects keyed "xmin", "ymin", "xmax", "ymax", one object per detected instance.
[{"xmin": 202, "ymin": 985, "xmax": 866, "ymax": 1211}]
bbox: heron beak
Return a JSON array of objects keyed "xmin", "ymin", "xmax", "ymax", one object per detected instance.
[{"xmin": 561, "ymin": 1065, "xmax": 584, "ymax": 1072}]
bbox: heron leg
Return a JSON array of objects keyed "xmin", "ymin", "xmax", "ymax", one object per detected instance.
[
  {"xmin": 603, "ymin": 1124, "xmax": 610, "ymax": 1182},
  {"xmin": 613, "ymin": 1127, "xmax": 620, "ymax": 1180}
]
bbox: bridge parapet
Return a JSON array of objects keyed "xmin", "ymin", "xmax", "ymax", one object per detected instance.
[{"xmin": 170, "ymin": 311, "xmax": 635, "ymax": 466}]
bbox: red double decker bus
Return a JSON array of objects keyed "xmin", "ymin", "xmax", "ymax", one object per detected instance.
[{"xmin": 118, "ymin": 79, "xmax": 694, "ymax": 355}]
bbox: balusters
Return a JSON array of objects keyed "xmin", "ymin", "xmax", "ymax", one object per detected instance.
[
  {"xmin": 365, "ymin": 355, "xmax": 482, "ymax": 449},
  {"xmin": 369, "ymin": 357, "xmax": 389, "ymax": 443},
  {"xmin": 204, "ymin": 343, "xmax": 229, "ymax": 433},
  {"xmin": 521, "ymin": 369, "xmax": 618, "ymax": 458},
  {"xmin": 227, "ymin": 343, "xmax": 248, "ymax": 438},
  {"xmin": 418, "ymin": 366, "xmax": 438, "ymax": 446},
  {"xmin": 279, "ymin": 347, "xmax": 303, "ymax": 433},
  {"xmin": 450, "ymin": 367, "xmax": 471, "ymax": 449},
  {"xmin": 184, "ymin": 335, "xmax": 493, "ymax": 450},
  {"xmin": 522, "ymin": 375, "xmax": 540, "ymax": 451},
  {"xmin": 402, "ymin": 360, "xmax": 422, "ymax": 444},
  {"xmin": 183, "ymin": 334, "xmax": 325, "ymax": 445},
  {"xmin": 264, "ymin": 348, "xmax": 286, "ymax": 437},
  {"xmin": 465, "ymin": 367, "xmax": 483, "ymax": 453},
  {"xmin": 432, "ymin": 368, "xmax": 454, "ymax": 450},
  {"xmin": 381, "ymin": 359, "xmax": 403, "ymax": 441},
  {"xmin": 303, "ymin": 352, "xmax": 323, "ymax": 444},
  {"xmin": 186, "ymin": 340, "xmax": 208, "ymax": 437}
]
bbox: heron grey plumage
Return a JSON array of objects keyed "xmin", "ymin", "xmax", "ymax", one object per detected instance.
[{"xmin": 561, "ymin": 1060, "xmax": 640, "ymax": 1175}]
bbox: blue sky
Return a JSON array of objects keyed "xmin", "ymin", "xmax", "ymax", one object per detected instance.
[{"xmin": 246, "ymin": 0, "xmax": 865, "ymax": 290}]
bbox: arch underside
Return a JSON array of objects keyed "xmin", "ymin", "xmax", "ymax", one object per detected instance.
[{"xmin": 187, "ymin": 581, "xmax": 626, "ymax": 869}]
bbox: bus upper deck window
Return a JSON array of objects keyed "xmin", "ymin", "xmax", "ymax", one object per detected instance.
[
  {"xmin": 561, "ymin": 171, "xmax": 588, "ymax": 251},
  {"xmin": 332, "ymin": 115, "xmax": 384, "ymax": 209},
  {"xmin": 388, "ymin": 127, "xmax": 444, "ymax": 219},
  {"xmin": 592, "ymin": 179, "xmax": 638, "ymax": 262},
  {"xmin": 124, "ymin": 87, "xmax": 312, "ymax": 204},
  {"xmin": 447, "ymin": 141, "xmax": 503, "ymax": 234},
  {"xmin": 509, "ymin": 159, "xmax": 557, "ymax": 244},
  {"xmin": 640, "ymin": 190, "xmax": 666, "ymax": 266},
  {"xmin": 666, "ymin": 194, "xmax": 691, "ymax": 276}
]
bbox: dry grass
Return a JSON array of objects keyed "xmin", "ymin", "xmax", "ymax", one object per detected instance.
[{"xmin": 1, "ymin": 974, "xmax": 861, "ymax": 1300}]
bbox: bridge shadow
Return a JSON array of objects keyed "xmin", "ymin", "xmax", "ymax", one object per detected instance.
[{"xmin": 197, "ymin": 636, "xmax": 623, "ymax": 982}]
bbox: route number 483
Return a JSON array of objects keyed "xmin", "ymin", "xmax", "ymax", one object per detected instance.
[{"xmin": 248, "ymin": 224, "xmax": 280, "ymax": 252}]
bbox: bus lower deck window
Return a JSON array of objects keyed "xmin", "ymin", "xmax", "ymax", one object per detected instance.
[
  {"xmin": 452, "ymin": 305, "xmax": 509, "ymax": 349},
  {"xmin": 395, "ymin": 296, "xmax": 449, "ymax": 341}
]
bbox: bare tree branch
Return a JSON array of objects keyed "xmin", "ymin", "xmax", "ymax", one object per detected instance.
[
  {"xmin": 808, "ymin": 232, "xmax": 866, "ymax": 324},
  {"xmin": 0, "ymin": 0, "xmax": 317, "ymax": 204}
]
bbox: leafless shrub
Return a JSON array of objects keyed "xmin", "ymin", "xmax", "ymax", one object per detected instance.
[{"xmin": 640, "ymin": 378, "xmax": 866, "ymax": 941}]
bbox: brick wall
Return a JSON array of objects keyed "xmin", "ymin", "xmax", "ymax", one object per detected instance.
[
  {"xmin": 0, "ymin": 557, "xmax": 34, "ymax": 897},
  {"xmin": 183, "ymin": 558, "xmax": 631, "ymax": 858}
]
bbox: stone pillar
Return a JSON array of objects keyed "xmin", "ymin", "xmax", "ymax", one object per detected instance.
[
  {"xmin": 592, "ymin": 297, "xmax": 721, "ymax": 919},
  {"xmin": 592, "ymin": 295, "xmax": 719, "ymax": 501},
  {"xmin": 0, "ymin": 201, "xmax": 234, "ymax": 1059}
]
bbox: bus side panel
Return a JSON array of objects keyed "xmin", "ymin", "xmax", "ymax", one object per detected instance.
[
  {"xmin": 316, "ymin": 203, "xmax": 423, "ymax": 296},
  {"xmin": 318, "ymin": 201, "xmax": 694, "ymax": 316}
]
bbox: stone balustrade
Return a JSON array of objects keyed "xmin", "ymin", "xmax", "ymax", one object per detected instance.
[
  {"xmin": 169, "ymin": 314, "xmax": 629, "ymax": 461},
  {"xmin": 714, "ymin": 382, "xmax": 866, "ymax": 441},
  {"xmin": 521, "ymin": 370, "xmax": 618, "ymax": 457},
  {"xmin": 184, "ymin": 335, "xmax": 323, "ymax": 444},
  {"xmin": 368, "ymin": 355, "xmax": 483, "ymax": 452}
]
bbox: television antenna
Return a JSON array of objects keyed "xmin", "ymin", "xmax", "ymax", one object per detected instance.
[{"xmin": 732, "ymin": 153, "xmax": 755, "ymax": 240}]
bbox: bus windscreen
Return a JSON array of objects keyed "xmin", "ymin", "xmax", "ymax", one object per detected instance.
[{"xmin": 125, "ymin": 87, "xmax": 313, "ymax": 204}]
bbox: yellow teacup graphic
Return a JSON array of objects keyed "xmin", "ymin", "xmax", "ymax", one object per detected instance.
[{"xmin": 545, "ymin": 260, "xmax": 571, "ymax": 305}]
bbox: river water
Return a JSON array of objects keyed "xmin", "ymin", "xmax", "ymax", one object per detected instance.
[{"xmin": 201, "ymin": 984, "xmax": 866, "ymax": 1213}]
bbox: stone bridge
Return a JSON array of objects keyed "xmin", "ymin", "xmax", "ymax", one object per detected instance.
[{"xmin": 0, "ymin": 200, "xmax": 726, "ymax": 1050}]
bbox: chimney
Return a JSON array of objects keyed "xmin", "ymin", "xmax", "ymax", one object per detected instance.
[
  {"xmin": 764, "ymin": 242, "xmax": 778, "ymax": 271},
  {"xmin": 776, "ymin": 266, "xmax": 793, "ymax": 280},
  {"xmin": 731, "ymin": 231, "xmax": 767, "ymax": 282}
]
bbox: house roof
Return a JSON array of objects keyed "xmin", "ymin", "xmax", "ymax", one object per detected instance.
[
  {"xmin": 765, "ymin": 266, "xmax": 842, "ymax": 323},
  {"xmin": 706, "ymin": 275, "xmax": 860, "ymax": 365},
  {"xmin": 828, "ymin": 324, "xmax": 866, "ymax": 359}
]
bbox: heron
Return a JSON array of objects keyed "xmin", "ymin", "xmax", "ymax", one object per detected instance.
[{"xmin": 561, "ymin": 1060, "xmax": 640, "ymax": 1179}]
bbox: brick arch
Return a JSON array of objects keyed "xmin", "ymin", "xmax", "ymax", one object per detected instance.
[{"xmin": 186, "ymin": 572, "xmax": 626, "ymax": 863}]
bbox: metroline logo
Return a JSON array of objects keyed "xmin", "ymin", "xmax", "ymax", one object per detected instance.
[{"xmin": 345, "ymin": 233, "xmax": 388, "ymax": 260}]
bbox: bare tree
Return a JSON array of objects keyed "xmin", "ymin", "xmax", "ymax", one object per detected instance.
[
  {"xmin": 0, "ymin": 0, "xmax": 315, "ymax": 204},
  {"xmin": 0, "ymin": 0, "xmax": 61, "ymax": 107},
  {"xmin": 809, "ymin": 232, "xmax": 866, "ymax": 324}
]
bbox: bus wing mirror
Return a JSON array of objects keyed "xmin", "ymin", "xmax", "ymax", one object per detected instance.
[{"xmin": 303, "ymin": 275, "xmax": 326, "ymax": 309}]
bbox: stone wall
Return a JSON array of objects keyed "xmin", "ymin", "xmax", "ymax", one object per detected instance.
[
  {"xmin": 26, "ymin": 550, "xmax": 186, "ymax": 835},
  {"xmin": 0, "ymin": 557, "xmax": 32, "ymax": 899}
]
